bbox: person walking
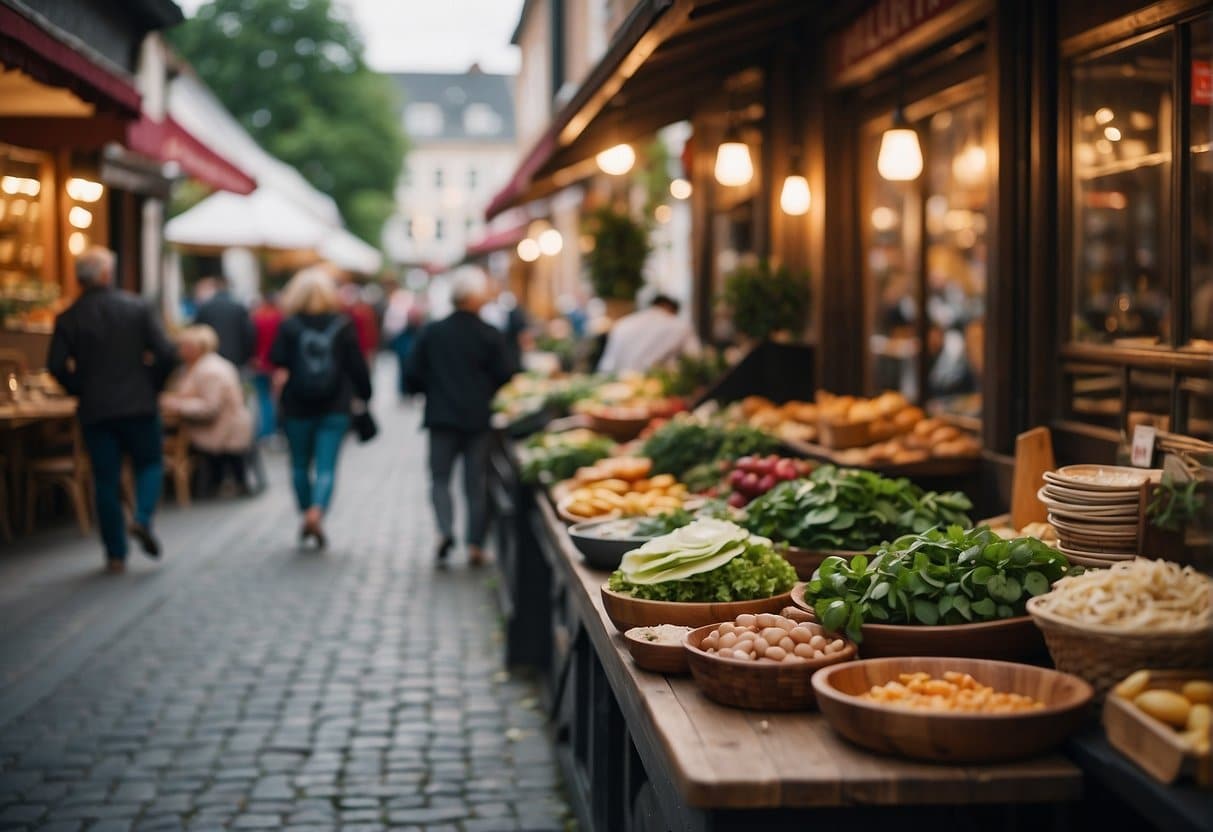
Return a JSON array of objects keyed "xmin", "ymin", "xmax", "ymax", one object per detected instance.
[
  {"xmin": 161, "ymin": 325, "xmax": 254, "ymax": 495},
  {"xmin": 269, "ymin": 267, "xmax": 371, "ymax": 548},
  {"xmin": 250, "ymin": 294, "xmax": 284, "ymax": 441},
  {"xmin": 47, "ymin": 247, "xmax": 178, "ymax": 573},
  {"xmin": 194, "ymin": 275, "xmax": 255, "ymax": 367},
  {"xmin": 405, "ymin": 267, "xmax": 516, "ymax": 566}
]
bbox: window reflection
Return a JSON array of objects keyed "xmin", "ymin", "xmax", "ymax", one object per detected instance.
[
  {"xmin": 1071, "ymin": 32, "xmax": 1174, "ymax": 345},
  {"xmin": 1191, "ymin": 18, "xmax": 1213, "ymax": 345},
  {"xmin": 865, "ymin": 95, "xmax": 987, "ymax": 419}
]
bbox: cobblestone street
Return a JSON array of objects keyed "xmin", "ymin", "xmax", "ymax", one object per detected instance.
[{"xmin": 0, "ymin": 384, "xmax": 570, "ymax": 832}]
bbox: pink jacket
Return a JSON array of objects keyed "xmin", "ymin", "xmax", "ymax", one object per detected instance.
[{"xmin": 172, "ymin": 353, "xmax": 253, "ymax": 453}]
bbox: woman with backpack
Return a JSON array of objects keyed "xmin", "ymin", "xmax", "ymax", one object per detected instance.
[{"xmin": 270, "ymin": 267, "xmax": 372, "ymax": 547}]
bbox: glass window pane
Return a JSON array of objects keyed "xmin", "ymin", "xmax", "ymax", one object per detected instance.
[
  {"xmin": 865, "ymin": 133, "xmax": 921, "ymax": 402},
  {"xmin": 1071, "ymin": 31, "xmax": 1174, "ymax": 346},
  {"xmin": 923, "ymin": 98, "xmax": 987, "ymax": 418},
  {"xmin": 1072, "ymin": 31, "xmax": 1174, "ymax": 344},
  {"xmin": 1190, "ymin": 17, "xmax": 1213, "ymax": 345}
]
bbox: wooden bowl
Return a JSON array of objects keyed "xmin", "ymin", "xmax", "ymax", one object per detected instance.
[
  {"xmin": 812, "ymin": 657, "xmax": 1094, "ymax": 762},
  {"xmin": 683, "ymin": 622, "xmax": 857, "ymax": 710},
  {"xmin": 588, "ymin": 412, "xmax": 653, "ymax": 441},
  {"xmin": 782, "ymin": 546, "xmax": 864, "ymax": 581},
  {"xmin": 599, "ymin": 585, "xmax": 794, "ymax": 633},
  {"xmin": 623, "ymin": 627, "xmax": 692, "ymax": 674},
  {"xmin": 790, "ymin": 583, "xmax": 1047, "ymax": 662}
]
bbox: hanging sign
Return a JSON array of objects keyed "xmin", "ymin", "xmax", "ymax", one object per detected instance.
[
  {"xmin": 1194, "ymin": 60, "xmax": 1212, "ymax": 106},
  {"xmin": 829, "ymin": 0, "xmax": 971, "ymax": 85}
]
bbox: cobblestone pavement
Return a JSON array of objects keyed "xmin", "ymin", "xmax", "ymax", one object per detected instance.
[{"xmin": 0, "ymin": 384, "xmax": 571, "ymax": 831}]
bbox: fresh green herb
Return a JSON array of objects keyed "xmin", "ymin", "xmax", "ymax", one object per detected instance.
[
  {"xmin": 650, "ymin": 350, "xmax": 729, "ymax": 398},
  {"xmin": 802, "ymin": 526, "xmax": 1079, "ymax": 642},
  {"xmin": 1147, "ymin": 474, "xmax": 1205, "ymax": 532},
  {"xmin": 608, "ymin": 530, "xmax": 797, "ymax": 603},
  {"xmin": 740, "ymin": 465, "xmax": 972, "ymax": 551},
  {"xmin": 640, "ymin": 419, "xmax": 779, "ymax": 480}
]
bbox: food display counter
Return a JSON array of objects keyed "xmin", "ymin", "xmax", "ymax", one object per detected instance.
[{"xmin": 488, "ymin": 431, "xmax": 1212, "ymax": 832}]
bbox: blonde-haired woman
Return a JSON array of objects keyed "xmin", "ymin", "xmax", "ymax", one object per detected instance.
[
  {"xmin": 161, "ymin": 324, "xmax": 254, "ymax": 493},
  {"xmin": 270, "ymin": 267, "xmax": 372, "ymax": 547}
]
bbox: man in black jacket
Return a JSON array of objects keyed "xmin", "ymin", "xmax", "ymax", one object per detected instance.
[
  {"xmin": 48, "ymin": 247, "xmax": 179, "ymax": 572},
  {"xmin": 405, "ymin": 268, "xmax": 515, "ymax": 566},
  {"xmin": 194, "ymin": 275, "xmax": 254, "ymax": 367}
]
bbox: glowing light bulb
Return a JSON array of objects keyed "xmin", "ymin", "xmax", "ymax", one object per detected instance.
[
  {"xmin": 516, "ymin": 238, "xmax": 540, "ymax": 262},
  {"xmin": 714, "ymin": 141, "xmax": 753, "ymax": 187},
  {"xmin": 595, "ymin": 144, "xmax": 635, "ymax": 175},
  {"xmin": 877, "ymin": 127, "xmax": 923, "ymax": 181},
  {"xmin": 69, "ymin": 206, "xmax": 93, "ymax": 229},
  {"xmin": 779, "ymin": 175, "xmax": 811, "ymax": 215},
  {"xmin": 537, "ymin": 228, "xmax": 563, "ymax": 256},
  {"xmin": 66, "ymin": 177, "xmax": 104, "ymax": 202},
  {"xmin": 669, "ymin": 178, "xmax": 692, "ymax": 200}
]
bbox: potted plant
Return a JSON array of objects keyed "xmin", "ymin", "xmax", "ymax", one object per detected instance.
[
  {"xmin": 721, "ymin": 261, "xmax": 810, "ymax": 342},
  {"xmin": 586, "ymin": 206, "xmax": 650, "ymax": 313}
]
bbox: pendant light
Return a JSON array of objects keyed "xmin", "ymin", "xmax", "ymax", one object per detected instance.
[
  {"xmin": 877, "ymin": 108, "xmax": 922, "ymax": 181},
  {"xmin": 780, "ymin": 171, "xmax": 811, "ymax": 215},
  {"xmin": 714, "ymin": 126, "xmax": 753, "ymax": 187},
  {"xmin": 595, "ymin": 143, "xmax": 635, "ymax": 176}
]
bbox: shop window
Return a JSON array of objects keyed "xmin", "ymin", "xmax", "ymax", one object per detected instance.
[
  {"xmin": 1190, "ymin": 20, "xmax": 1212, "ymax": 346},
  {"xmin": 1070, "ymin": 32, "xmax": 1174, "ymax": 346},
  {"xmin": 1061, "ymin": 12, "xmax": 1213, "ymax": 439},
  {"xmin": 0, "ymin": 143, "xmax": 57, "ymax": 329},
  {"xmin": 863, "ymin": 93, "xmax": 988, "ymax": 420}
]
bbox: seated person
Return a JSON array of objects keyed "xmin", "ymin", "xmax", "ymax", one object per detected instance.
[{"xmin": 162, "ymin": 325, "xmax": 254, "ymax": 495}]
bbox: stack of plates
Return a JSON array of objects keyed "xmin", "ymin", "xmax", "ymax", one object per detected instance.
[{"xmin": 1037, "ymin": 465, "xmax": 1161, "ymax": 567}]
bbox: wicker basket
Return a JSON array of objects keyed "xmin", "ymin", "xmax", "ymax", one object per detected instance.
[
  {"xmin": 683, "ymin": 623, "xmax": 857, "ymax": 710},
  {"xmin": 1026, "ymin": 595, "xmax": 1212, "ymax": 700}
]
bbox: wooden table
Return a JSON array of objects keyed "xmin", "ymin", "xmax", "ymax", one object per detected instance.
[
  {"xmin": 0, "ymin": 397, "xmax": 79, "ymax": 522},
  {"xmin": 486, "ymin": 438, "xmax": 1087, "ymax": 832}
]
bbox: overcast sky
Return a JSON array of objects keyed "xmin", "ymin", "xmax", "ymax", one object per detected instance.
[{"xmin": 175, "ymin": 0, "xmax": 524, "ymax": 74}]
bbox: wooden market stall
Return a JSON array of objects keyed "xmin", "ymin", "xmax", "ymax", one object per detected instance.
[{"xmin": 484, "ymin": 1, "xmax": 1213, "ymax": 829}]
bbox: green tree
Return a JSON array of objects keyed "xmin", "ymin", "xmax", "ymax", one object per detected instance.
[{"xmin": 170, "ymin": 0, "xmax": 406, "ymax": 245}]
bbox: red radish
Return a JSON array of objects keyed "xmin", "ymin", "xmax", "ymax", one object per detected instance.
[
  {"xmin": 736, "ymin": 456, "xmax": 756, "ymax": 471},
  {"xmin": 774, "ymin": 459, "xmax": 798, "ymax": 480},
  {"xmin": 727, "ymin": 492, "xmax": 748, "ymax": 509},
  {"xmin": 757, "ymin": 474, "xmax": 777, "ymax": 493},
  {"xmin": 740, "ymin": 472, "xmax": 760, "ymax": 494},
  {"xmin": 728, "ymin": 469, "xmax": 747, "ymax": 488}
]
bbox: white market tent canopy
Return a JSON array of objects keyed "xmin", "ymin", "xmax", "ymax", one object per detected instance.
[
  {"xmin": 164, "ymin": 68, "xmax": 382, "ymax": 274},
  {"xmin": 165, "ymin": 187, "xmax": 330, "ymax": 251}
]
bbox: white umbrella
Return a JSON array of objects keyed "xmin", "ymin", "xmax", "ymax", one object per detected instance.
[
  {"xmin": 165, "ymin": 187, "xmax": 331, "ymax": 251},
  {"xmin": 319, "ymin": 227, "xmax": 382, "ymax": 275}
]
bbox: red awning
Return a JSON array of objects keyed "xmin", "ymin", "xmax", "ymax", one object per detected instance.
[
  {"xmin": 127, "ymin": 114, "xmax": 256, "ymax": 194},
  {"xmin": 0, "ymin": 4, "xmax": 141, "ymax": 116},
  {"xmin": 463, "ymin": 224, "xmax": 528, "ymax": 261}
]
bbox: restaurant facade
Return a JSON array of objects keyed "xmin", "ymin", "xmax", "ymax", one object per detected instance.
[
  {"xmin": 0, "ymin": 0, "xmax": 254, "ymax": 363},
  {"xmin": 487, "ymin": 0, "xmax": 1213, "ymax": 502}
]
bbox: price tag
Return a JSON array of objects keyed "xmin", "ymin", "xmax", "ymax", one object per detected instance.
[{"xmin": 1130, "ymin": 425, "xmax": 1156, "ymax": 468}]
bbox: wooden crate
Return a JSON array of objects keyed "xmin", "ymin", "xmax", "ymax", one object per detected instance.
[{"xmin": 1103, "ymin": 670, "xmax": 1212, "ymax": 787}]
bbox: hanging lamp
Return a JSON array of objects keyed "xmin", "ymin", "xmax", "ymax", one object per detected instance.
[
  {"xmin": 877, "ymin": 108, "xmax": 922, "ymax": 181},
  {"xmin": 714, "ymin": 125, "xmax": 753, "ymax": 187}
]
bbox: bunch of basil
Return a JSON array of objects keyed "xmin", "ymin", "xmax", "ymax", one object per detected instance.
[
  {"xmin": 740, "ymin": 465, "xmax": 972, "ymax": 551},
  {"xmin": 804, "ymin": 526, "xmax": 1079, "ymax": 642}
]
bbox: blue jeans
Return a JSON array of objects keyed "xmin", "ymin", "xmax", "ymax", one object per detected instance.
[
  {"xmin": 252, "ymin": 373, "xmax": 276, "ymax": 439},
  {"xmin": 82, "ymin": 414, "xmax": 163, "ymax": 560},
  {"xmin": 283, "ymin": 414, "xmax": 349, "ymax": 512}
]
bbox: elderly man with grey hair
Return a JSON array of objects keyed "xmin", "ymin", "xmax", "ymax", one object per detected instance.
[
  {"xmin": 404, "ymin": 267, "xmax": 516, "ymax": 566},
  {"xmin": 48, "ymin": 246, "xmax": 178, "ymax": 573}
]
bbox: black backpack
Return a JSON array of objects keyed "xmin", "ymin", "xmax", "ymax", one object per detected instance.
[{"xmin": 292, "ymin": 317, "xmax": 345, "ymax": 400}]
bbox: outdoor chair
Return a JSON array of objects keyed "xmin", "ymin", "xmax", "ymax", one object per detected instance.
[
  {"xmin": 24, "ymin": 418, "xmax": 92, "ymax": 535},
  {"xmin": 162, "ymin": 421, "xmax": 195, "ymax": 507},
  {"xmin": 0, "ymin": 348, "xmax": 28, "ymax": 383}
]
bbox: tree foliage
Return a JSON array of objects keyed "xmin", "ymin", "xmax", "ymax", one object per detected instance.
[{"xmin": 170, "ymin": 0, "xmax": 406, "ymax": 245}]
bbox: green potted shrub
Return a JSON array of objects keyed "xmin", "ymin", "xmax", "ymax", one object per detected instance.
[
  {"xmin": 585, "ymin": 206, "xmax": 650, "ymax": 308},
  {"xmin": 721, "ymin": 261, "xmax": 810, "ymax": 341}
]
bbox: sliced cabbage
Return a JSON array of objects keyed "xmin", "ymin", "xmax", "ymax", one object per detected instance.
[{"xmin": 619, "ymin": 518, "xmax": 755, "ymax": 585}]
